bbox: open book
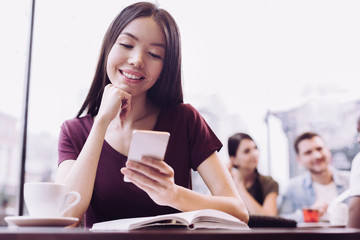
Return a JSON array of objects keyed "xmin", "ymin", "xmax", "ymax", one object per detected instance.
[{"xmin": 91, "ymin": 209, "xmax": 249, "ymax": 231}]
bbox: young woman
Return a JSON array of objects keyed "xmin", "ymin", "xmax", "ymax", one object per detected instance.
[
  {"xmin": 228, "ymin": 133, "xmax": 279, "ymax": 216},
  {"xmin": 56, "ymin": 2, "xmax": 248, "ymax": 227}
]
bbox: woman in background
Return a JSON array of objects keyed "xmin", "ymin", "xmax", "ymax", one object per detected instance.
[{"xmin": 228, "ymin": 133, "xmax": 279, "ymax": 216}]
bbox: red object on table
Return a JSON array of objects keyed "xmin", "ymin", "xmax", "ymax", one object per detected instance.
[{"xmin": 302, "ymin": 209, "xmax": 319, "ymax": 222}]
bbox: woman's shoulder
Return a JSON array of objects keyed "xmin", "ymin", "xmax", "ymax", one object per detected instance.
[
  {"xmin": 61, "ymin": 114, "xmax": 93, "ymax": 132},
  {"xmin": 257, "ymin": 172, "xmax": 279, "ymax": 194},
  {"xmin": 171, "ymin": 103, "xmax": 203, "ymax": 118},
  {"xmin": 258, "ymin": 173, "xmax": 278, "ymax": 185},
  {"xmin": 58, "ymin": 114, "xmax": 93, "ymax": 162},
  {"xmin": 160, "ymin": 103, "xmax": 199, "ymax": 120},
  {"xmin": 169, "ymin": 103, "xmax": 197, "ymax": 113}
]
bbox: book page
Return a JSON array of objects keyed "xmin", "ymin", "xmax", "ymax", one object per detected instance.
[
  {"xmin": 191, "ymin": 209, "xmax": 249, "ymax": 230},
  {"xmin": 91, "ymin": 212, "xmax": 191, "ymax": 231},
  {"xmin": 91, "ymin": 209, "xmax": 249, "ymax": 231},
  {"xmin": 91, "ymin": 215, "xmax": 154, "ymax": 231}
]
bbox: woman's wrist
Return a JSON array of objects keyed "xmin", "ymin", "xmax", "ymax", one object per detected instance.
[{"xmin": 93, "ymin": 115, "xmax": 111, "ymax": 129}]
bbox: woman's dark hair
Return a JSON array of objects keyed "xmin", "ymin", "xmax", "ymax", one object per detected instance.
[
  {"xmin": 228, "ymin": 133, "xmax": 254, "ymax": 157},
  {"xmin": 293, "ymin": 131, "xmax": 320, "ymax": 154},
  {"xmin": 77, "ymin": 2, "xmax": 183, "ymax": 118}
]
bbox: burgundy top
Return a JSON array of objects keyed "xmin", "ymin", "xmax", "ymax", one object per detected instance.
[{"xmin": 58, "ymin": 103, "xmax": 222, "ymax": 227}]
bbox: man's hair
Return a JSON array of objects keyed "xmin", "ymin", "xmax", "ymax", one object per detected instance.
[{"xmin": 294, "ymin": 131, "xmax": 320, "ymax": 154}]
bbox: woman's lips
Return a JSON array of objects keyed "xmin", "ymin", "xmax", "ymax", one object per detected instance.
[{"xmin": 120, "ymin": 70, "xmax": 144, "ymax": 80}]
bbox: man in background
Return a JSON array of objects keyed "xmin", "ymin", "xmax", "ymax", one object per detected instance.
[{"xmin": 279, "ymin": 131, "xmax": 350, "ymax": 222}]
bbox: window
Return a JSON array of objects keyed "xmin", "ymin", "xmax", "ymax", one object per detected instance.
[{"xmin": 1, "ymin": 0, "xmax": 359, "ymax": 223}]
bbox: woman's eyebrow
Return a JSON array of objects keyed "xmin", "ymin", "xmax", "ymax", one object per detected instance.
[
  {"xmin": 121, "ymin": 32, "xmax": 139, "ymax": 40},
  {"xmin": 121, "ymin": 32, "xmax": 165, "ymax": 48}
]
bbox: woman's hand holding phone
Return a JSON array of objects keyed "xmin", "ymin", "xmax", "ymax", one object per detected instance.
[
  {"xmin": 122, "ymin": 157, "xmax": 178, "ymax": 206},
  {"xmin": 122, "ymin": 130, "xmax": 170, "ymax": 181},
  {"xmin": 121, "ymin": 130, "xmax": 177, "ymax": 205}
]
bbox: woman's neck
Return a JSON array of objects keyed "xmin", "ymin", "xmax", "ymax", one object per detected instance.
[
  {"xmin": 112, "ymin": 95, "xmax": 159, "ymax": 131},
  {"xmin": 238, "ymin": 167, "xmax": 257, "ymax": 187}
]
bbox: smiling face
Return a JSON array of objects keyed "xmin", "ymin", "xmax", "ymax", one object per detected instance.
[
  {"xmin": 106, "ymin": 17, "xmax": 165, "ymax": 97},
  {"xmin": 296, "ymin": 136, "xmax": 331, "ymax": 174},
  {"xmin": 231, "ymin": 139, "xmax": 259, "ymax": 171}
]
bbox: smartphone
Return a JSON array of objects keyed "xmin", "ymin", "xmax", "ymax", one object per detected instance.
[{"xmin": 124, "ymin": 130, "xmax": 170, "ymax": 182}]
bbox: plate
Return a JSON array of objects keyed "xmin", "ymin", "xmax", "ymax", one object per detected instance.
[
  {"xmin": 4, "ymin": 216, "xmax": 79, "ymax": 227},
  {"xmin": 297, "ymin": 222, "xmax": 345, "ymax": 228}
]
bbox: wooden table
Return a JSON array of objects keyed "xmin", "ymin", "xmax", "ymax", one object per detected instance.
[{"xmin": 0, "ymin": 227, "xmax": 360, "ymax": 240}]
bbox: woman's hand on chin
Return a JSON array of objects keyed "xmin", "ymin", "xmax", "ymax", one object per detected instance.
[{"xmin": 96, "ymin": 84, "xmax": 132, "ymax": 124}]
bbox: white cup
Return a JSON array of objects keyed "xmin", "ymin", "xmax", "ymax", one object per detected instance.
[
  {"xmin": 328, "ymin": 202, "xmax": 349, "ymax": 226},
  {"xmin": 24, "ymin": 182, "xmax": 81, "ymax": 218}
]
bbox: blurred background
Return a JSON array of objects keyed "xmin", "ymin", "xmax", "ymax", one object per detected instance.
[{"xmin": 1, "ymin": 0, "xmax": 359, "ymax": 223}]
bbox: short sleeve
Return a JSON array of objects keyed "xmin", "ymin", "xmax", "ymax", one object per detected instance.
[
  {"xmin": 260, "ymin": 175, "xmax": 279, "ymax": 196},
  {"xmin": 58, "ymin": 122, "xmax": 78, "ymax": 164},
  {"xmin": 156, "ymin": 104, "xmax": 223, "ymax": 172},
  {"xmin": 57, "ymin": 115, "xmax": 92, "ymax": 165},
  {"xmin": 182, "ymin": 104, "xmax": 223, "ymax": 170}
]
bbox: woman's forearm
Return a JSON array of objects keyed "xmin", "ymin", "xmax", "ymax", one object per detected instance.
[
  {"xmin": 56, "ymin": 119, "xmax": 108, "ymax": 221},
  {"xmin": 169, "ymin": 185, "xmax": 249, "ymax": 223}
]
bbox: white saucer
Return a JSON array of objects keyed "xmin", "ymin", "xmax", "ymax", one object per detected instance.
[
  {"xmin": 297, "ymin": 222, "xmax": 345, "ymax": 228},
  {"xmin": 4, "ymin": 216, "xmax": 79, "ymax": 227}
]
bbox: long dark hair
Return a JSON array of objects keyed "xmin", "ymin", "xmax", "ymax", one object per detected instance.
[
  {"xmin": 77, "ymin": 2, "xmax": 183, "ymax": 118},
  {"xmin": 228, "ymin": 133, "xmax": 255, "ymax": 157}
]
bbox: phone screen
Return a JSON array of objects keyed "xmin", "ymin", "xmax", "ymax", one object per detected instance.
[{"xmin": 124, "ymin": 130, "xmax": 170, "ymax": 182}]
